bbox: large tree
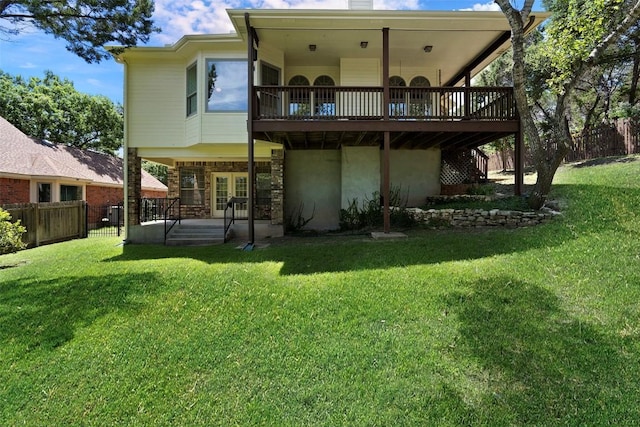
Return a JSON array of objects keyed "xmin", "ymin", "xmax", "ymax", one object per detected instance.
[
  {"xmin": 495, "ymin": 0, "xmax": 640, "ymax": 208},
  {"xmin": 0, "ymin": 70, "xmax": 123, "ymax": 154},
  {"xmin": 0, "ymin": 0, "xmax": 158, "ymax": 63}
]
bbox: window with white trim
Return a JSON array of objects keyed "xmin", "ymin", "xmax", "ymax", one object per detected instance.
[
  {"xmin": 206, "ymin": 59, "xmax": 247, "ymax": 112},
  {"xmin": 186, "ymin": 62, "xmax": 197, "ymax": 117}
]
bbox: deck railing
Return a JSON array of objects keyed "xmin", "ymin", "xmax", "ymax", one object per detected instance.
[
  {"xmin": 254, "ymin": 86, "xmax": 516, "ymax": 121},
  {"xmin": 471, "ymin": 148, "xmax": 489, "ymax": 182}
]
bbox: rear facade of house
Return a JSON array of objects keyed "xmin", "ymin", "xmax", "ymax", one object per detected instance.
[{"xmin": 115, "ymin": 5, "xmax": 547, "ymax": 242}]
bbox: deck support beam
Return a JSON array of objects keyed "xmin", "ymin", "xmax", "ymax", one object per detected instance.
[
  {"xmin": 246, "ymin": 12, "xmax": 255, "ymax": 245},
  {"xmin": 382, "ymin": 27, "xmax": 390, "ymax": 233}
]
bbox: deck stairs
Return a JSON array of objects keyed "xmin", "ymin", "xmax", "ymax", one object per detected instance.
[{"xmin": 165, "ymin": 223, "xmax": 225, "ymax": 246}]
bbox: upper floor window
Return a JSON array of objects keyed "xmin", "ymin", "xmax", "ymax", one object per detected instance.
[
  {"xmin": 206, "ymin": 59, "xmax": 247, "ymax": 112},
  {"xmin": 410, "ymin": 76, "xmax": 431, "ymax": 87},
  {"xmin": 186, "ymin": 63, "xmax": 198, "ymax": 117},
  {"xmin": 409, "ymin": 76, "xmax": 432, "ymax": 116},
  {"xmin": 389, "ymin": 76, "xmax": 407, "ymax": 117},
  {"xmin": 288, "ymin": 75, "xmax": 310, "ymax": 116},
  {"xmin": 314, "ymin": 75, "xmax": 336, "ymax": 116}
]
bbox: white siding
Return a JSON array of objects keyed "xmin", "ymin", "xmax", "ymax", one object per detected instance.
[
  {"xmin": 201, "ymin": 113, "xmax": 247, "ymax": 143},
  {"xmin": 285, "ymin": 66, "xmax": 340, "ymax": 85},
  {"xmin": 340, "ymin": 58, "xmax": 380, "ymax": 86},
  {"xmin": 127, "ymin": 59, "xmax": 185, "ymax": 148},
  {"xmin": 388, "ymin": 66, "xmax": 438, "ymax": 87},
  {"xmin": 185, "ymin": 115, "xmax": 200, "ymax": 146},
  {"xmin": 258, "ymin": 43, "xmax": 285, "ymax": 83}
]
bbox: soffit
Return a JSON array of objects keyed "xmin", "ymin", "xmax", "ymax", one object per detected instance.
[{"xmin": 229, "ymin": 9, "xmax": 549, "ymax": 83}]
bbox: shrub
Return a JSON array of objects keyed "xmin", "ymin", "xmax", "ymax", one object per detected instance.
[
  {"xmin": 339, "ymin": 186, "xmax": 416, "ymax": 231},
  {"xmin": 0, "ymin": 208, "xmax": 27, "ymax": 254},
  {"xmin": 285, "ymin": 202, "xmax": 315, "ymax": 233}
]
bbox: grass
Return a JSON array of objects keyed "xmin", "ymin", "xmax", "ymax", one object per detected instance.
[{"xmin": 1, "ymin": 156, "xmax": 640, "ymax": 425}]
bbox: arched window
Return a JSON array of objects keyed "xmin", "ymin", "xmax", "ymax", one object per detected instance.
[
  {"xmin": 389, "ymin": 76, "xmax": 407, "ymax": 117},
  {"xmin": 289, "ymin": 75, "xmax": 310, "ymax": 86},
  {"xmin": 409, "ymin": 76, "xmax": 432, "ymax": 117},
  {"xmin": 313, "ymin": 75, "xmax": 335, "ymax": 116},
  {"xmin": 288, "ymin": 75, "xmax": 310, "ymax": 116}
]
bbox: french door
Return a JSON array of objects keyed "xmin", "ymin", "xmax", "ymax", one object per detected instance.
[{"xmin": 211, "ymin": 173, "xmax": 248, "ymax": 218}]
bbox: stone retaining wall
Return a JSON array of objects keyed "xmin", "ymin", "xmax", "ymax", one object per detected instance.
[{"xmin": 407, "ymin": 207, "xmax": 556, "ymax": 228}]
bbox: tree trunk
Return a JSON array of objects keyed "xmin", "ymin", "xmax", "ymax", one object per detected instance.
[
  {"xmin": 629, "ymin": 35, "xmax": 640, "ymax": 106},
  {"xmin": 496, "ymin": 0, "xmax": 640, "ymax": 210}
]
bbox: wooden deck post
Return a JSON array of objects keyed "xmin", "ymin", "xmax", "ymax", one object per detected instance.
[
  {"xmin": 464, "ymin": 70, "xmax": 471, "ymax": 118},
  {"xmin": 245, "ymin": 13, "xmax": 255, "ymax": 245},
  {"xmin": 382, "ymin": 27, "xmax": 390, "ymax": 233}
]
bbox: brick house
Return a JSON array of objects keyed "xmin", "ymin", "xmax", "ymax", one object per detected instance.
[{"xmin": 0, "ymin": 116, "xmax": 167, "ymax": 206}]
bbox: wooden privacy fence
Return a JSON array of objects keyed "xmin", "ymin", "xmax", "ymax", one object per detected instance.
[
  {"xmin": 566, "ymin": 119, "xmax": 639, "ymax": 162},
  {"xmin": 3, "ymin": 201, "xmax": 87, "ymax": 247},
  {"xmin": 487, "ymin": 119, "xmax": 640, "ymax": 171}
]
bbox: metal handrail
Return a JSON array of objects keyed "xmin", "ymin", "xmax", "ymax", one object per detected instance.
[
  {"xmin": 223, "ymin": 197, "xmax": 248, "ymax": 243},
  {"xmin": 163, "ymin": 198, "xmax": 181, "ymax": 244}
]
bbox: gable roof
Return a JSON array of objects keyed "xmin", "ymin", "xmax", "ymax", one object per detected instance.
[{"xmin": 0, "ymin": 116, "xmax": 166, "ymax": 191}]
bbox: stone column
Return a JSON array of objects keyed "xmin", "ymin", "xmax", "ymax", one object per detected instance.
[
  {"xmin": 271, "ymin": 149, "xmax": 284, "ymax": 225},
  {"xmin": 127, "ymin": 147, "xmax": 141, "ymax": 225}
]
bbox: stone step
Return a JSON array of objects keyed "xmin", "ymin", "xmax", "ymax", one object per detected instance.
[
  {"xmin": 165, "ymin": 237, "xmax": 224, "ymax": 246},
  {"xmin": 165, "ymin": 224, "xmax": 227, "ymax": 246}
]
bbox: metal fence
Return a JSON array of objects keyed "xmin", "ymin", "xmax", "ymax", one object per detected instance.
[
  {"xmin": 2, "ymin": 201, "xmax": 124, "ymax": 247},
  {"xmin": 87, "ymin": 203, "xmax": 124, "ymax": 237}
]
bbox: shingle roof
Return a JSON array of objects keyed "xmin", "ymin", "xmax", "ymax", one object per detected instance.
[{"xmin": 0, "ymin": 116, "xmax": 167, "ymax": 191}]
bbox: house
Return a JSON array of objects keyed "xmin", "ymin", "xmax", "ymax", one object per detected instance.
[
  {"xmin": 0, "ymin": 115, "xmax": 167, "ymax": 206},
  {"xmin": 111, "ymin": 4, "xmax": 548, "ymax": 243}
]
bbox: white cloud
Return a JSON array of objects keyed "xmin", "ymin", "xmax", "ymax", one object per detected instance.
[
  {"xmin": 86, "ymin": 78, "xmax": 103, "ymax": 87},
  {"xmin": 19, "ymin": 62, "xmax": 37, "ymax": 69},
  {"xmin": 150, "ymin": 0, "xmax": 421, "ymax": 45},
  {"xmin": 460, "ymin": 2, "xmax": 501, "ymax": 11}
]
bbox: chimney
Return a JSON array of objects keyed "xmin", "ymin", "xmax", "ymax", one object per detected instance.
[{"xmin": 348, "ymin": 0, "xmax": 373, "ymax": 10}]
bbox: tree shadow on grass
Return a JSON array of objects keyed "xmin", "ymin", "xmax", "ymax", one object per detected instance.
[
  {"xmin": 441, "ymin": 276, "xmax": 638, "ymax": 424},
  {"xmin": 108, "ymin": 224, "xmax": 572, "ymax": 276},
  {"xmin": 571, "ymin": 155, "xmax": 638, "ymax": 168},
  {"xmin": 0, "ymin": 273, "xmax": 160, "ymax": 354},
  {"xmin": 105, "ymin": 180, "xmax": 640, "ymax": 276}
]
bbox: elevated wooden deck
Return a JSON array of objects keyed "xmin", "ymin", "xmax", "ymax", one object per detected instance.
[{"xmin": 251, "ymin": 85, "xmax": 519, "ymax": 150}]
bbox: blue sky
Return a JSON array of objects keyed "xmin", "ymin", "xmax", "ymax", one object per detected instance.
[{"xmin": 0, "ymin": 0, "xmax": 545, "ymax": 105}]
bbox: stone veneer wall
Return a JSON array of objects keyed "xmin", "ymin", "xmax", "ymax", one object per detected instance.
[
  {"xmin": 271, "ymin": 150, "xmax": 284, "ymax": 225},
  {"xmin": 127, "ymin": 148, "xmax": 141, "ymax": 225},
  {"xmin": 407, "ymin": 207, "xmax": 556, "ymax": 228}
]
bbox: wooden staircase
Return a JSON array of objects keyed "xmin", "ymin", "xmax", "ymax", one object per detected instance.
[{"xmin": 165, "ymin": 223, "xmax": 225, "ymax": 246}]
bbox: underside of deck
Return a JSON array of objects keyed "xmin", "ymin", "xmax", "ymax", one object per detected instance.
[{"xmin": 253, "ymin": 123, "xmax": 519, "ymax": 151}]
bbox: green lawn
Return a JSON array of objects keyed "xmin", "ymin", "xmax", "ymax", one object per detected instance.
[{"xmin": 1, "ymin": 156, "xmax": 640, "ymax": 426}]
